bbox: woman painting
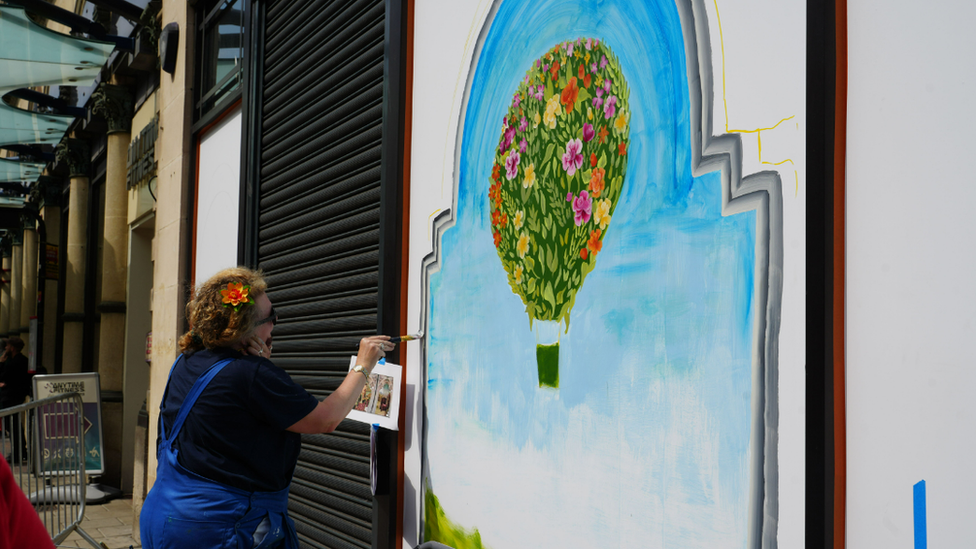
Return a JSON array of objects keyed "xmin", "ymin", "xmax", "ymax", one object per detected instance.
[{"xmin": 140, "ymin": 267, "xmax": 393, "ymax": 548}]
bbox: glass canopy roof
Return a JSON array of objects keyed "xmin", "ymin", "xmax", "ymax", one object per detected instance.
[{"xmin": 0, "ymin": 6, "xmax": 115, "ymax": 182}]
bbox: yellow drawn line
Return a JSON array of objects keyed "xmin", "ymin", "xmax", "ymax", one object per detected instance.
[
  {"xmin": 714, "ymin": 0, "xmax": 730, "ymax": 132},
  {"xmin": 713, "ymin": 0, "xmax": 800, "ymax": 195},
  {"xmin": 443, "ymin": 0, "xmax": 494, "ymax": 198},
  {"xmin": 427, "ymin": 209, "xmax": 443, "ymax": 241},
  {"xmin": 729, "ymin": 115, "xmax": 795, "ymax": 135}
]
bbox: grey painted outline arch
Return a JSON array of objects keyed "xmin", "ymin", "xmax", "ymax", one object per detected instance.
[{"xmin": 416, "ymin": 0, "xmax": 784, "ymax": 546}]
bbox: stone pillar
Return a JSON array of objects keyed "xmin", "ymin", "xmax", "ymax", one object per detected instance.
[
  {"xmin": 0, "ymin": 253, "xmax": 9, "ymax": 336},
  {"xmin": 9, "ymin": 238, "xmax": 22, "ymax": 340},
  {"xmin": 147, "ymin": 0, "xmax": 192, "ymax": 513},
  {"xmin": 40, "ymin": 182, "xmax": 62, "ymax": 375},
  {"xmin": 56, "ymin": 138, "xmax": 90, "ymax": 374},
  {"xmin": 92, "ymin": 83, "xmax": 134, "ymax": 489},
  {"xmin": 20, "ymin": 224, "xmax": 38, "ymax": 349}
]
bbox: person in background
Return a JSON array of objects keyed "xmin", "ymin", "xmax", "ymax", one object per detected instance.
[
  {"xmin": 0, "ymin": 336, "xmax": 30, "ymax": 465},
  {"xmin": 0, "ymin": 456, "xmax": 55, "ymax": 548},
  {"xmin": 140, "ymin": 267, "xmax": 394, "ymax": 549}
]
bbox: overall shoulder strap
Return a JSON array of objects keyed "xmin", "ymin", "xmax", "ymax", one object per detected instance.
[{"xmin": 165, "ymin": 357, "xmax": 236, "ymax": 443}]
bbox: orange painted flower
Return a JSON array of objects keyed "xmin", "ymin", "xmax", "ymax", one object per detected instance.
[
  {"xmin": 590, "ymin": 153, "xmax": 598, "ymax": 167},
  {"xmin": 493, "ymin": 230, "xmax": 502, "ymax": 248},
  {"xmin": 580, "ymin": 248, "xmax": 588, "ymax": 260},
  {"xmin": 588, "ymin": 167, "xmax": 606, "ymax": 197},
  {"xmin": 619, "ymin": 141, "xmax": 627, "ymax": 155},
  {"xmin": 598, "ymin": 125, "xmax": 609, "ymax": 144},
  {"xmin": 583, "ymin": 74, "xmax": 591, "ymax": 88},
  {"xmin": 221, "ymin": 282, "xmax": 250, "ymax": 309},
  {"xmin": 550, "ymin": 60, "xmax": 560, "ymax": 80},
  {"xmin": 561, "ymin": 77, "xmax": 580, "ymax": 113},
  {"xmin": 587, "ymin": 229, "xmax": 603, "ymax": 256}
]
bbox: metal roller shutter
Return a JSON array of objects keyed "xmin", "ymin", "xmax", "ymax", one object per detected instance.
[{"xmin": 245, "ymin": 0, "xmax": 406, "ymax": 547}]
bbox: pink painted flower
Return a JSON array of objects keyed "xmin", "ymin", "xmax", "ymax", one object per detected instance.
[
  {"xmin": 519, "ymin": 138, "xmax": 528, "ymax": 153},
  {"xmin": 519, "ymin": 117, "xmax": 528, "ymax": 132},
  {"xmin": 600, "ymin": 55, "xmax": 608, "ymax": 70},
  {"xmin": 566, "ymin": 42, "xmax": 574, "ymax": 57},
  {"xmin": 585, "ymin": 38, "xmax": 593, "ymax": 50},
  {"xmin": 603, "ymin": 78, "xmax": 612, "ymax": 91},
  {"xmin": 505, "ymin": 149, "xmax": 520, "ymax": 180},
  {"xmin": 500, "ymin": 126, "xmax": 516, "ymax": 152},
  {"xmin": 567, "ymin": 192, "xmax": 574, "ymax": 202},
  {"xmin": 590, "ymin": 62, "xmax": 598, "ymax": 74},
  {"xmin": 593, "ymin": 87, "xmax": 604, "ymax": 109},
  {"xmin": 572, "ymin": 190, "xmax": 593, "ymax": 226},
  {"xmin": 513, "ymin": 91, "xmax": 521, "ymax": 108},
  {"xmin": 604, "ymin": 96, "xmax": 617, "ymax": 119},
  {"xmin": 561, "ymin": 138, "xmax": 584, "ymax": 177},
  {"xmin": 582, "ymin": 123, "xmax": 595, "ymax": 142},
  {"xmin": 533, "ymin": 85, "xmax": 544, "ymax": 100}
]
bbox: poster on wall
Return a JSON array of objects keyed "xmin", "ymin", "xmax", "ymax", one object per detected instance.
[
  {"xmin": 413, "ymin": 0, "xmax": 807, "ymax": 547},
  {"xmin": 32, "ymin": 373, "xmax": 105, "ymax": 475},
  {"xmin": 346, "ymin": 357, "xmax": 402, "ymax": 431}
]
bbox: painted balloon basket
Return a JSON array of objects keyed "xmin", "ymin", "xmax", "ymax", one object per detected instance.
[{"xmin": 488, "ymin": 37, "xmax": 630, "ymax": 388}]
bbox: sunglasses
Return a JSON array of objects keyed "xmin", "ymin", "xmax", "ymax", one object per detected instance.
[{"xmin": 256, "ymin": 307, "xmax": 278, "ymax": 327}]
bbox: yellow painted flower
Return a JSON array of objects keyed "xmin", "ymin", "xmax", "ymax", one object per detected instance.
[
  {"xmin": 517, "ymin": 233, "xmax": 530, "ymax": 258},
  {"xmin": 522, "ymin": 164, "xmax": 536, "ymax": 189},
  {"xmin": 594, "ymin": 198, "xmax": 612, "ymax": 230},
  {"xmin": 533, "ymin": 111, "xmax": 541, "ymax": 129},
  {"xmin": 514, "ymin": 209, "xmax": 525, "ymax": 230},
  {"xmin": 544, "ymin": 95, "xmax": 561, "ymax": 129},
  {"xmin": 587, "ymin": 106, "xmax": 593, "ymax": 120},
  {"xmin": 614, "ymin": 111, "xmax": 628, "ymax": 133},
  {"xmin": 515, "ymin": 264, "xmax": 524, "ymax": 285},
  {"xmin": 585, "ymin": 52, "xmax": 591, "ymax": 63},
  {"xmin": 596, "ymin": 75, "xmax": 604, "ymax": 88},
  {"xmin": 221, "ymin": 282, "xmax": 250, "ymax": 309}
]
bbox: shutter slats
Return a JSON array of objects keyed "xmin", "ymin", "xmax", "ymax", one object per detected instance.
[
  {"xmin": 260, "ymin": 167, "xmax": 382, "ymax": 227},
  {"xmin": 259, "ymin": 150, "xmax": 382, "ymax": 211},
  {"xmin": 264, "ymin": 0, "xmax": 379, "ymax": 83},
  {"xmin": 291, "ymin": 481, "xmax": 372, "ymax": 523},
  {"xmin": 261, "ymin": 87, "xmax": 384, "ymax": 174},
  {"xmin": 259, "ymin": 215, "xmax": 379, "ymax": 264},
  {"xmin": 259, "ymin": 124, "xmax": 383, "ymax": 188},
  {"xmin": 264, "ymin": 8, "xmax": 384, "ymax": 105},
  {"xmin": 260, "ymin": 188, "xmax": 381, "ymax": 243},
  {"xmin": 263, "ymin": 43, "xmax": 383, "ymax": 132},
  {"xmin": 261, "ymin": 0, "xmax": 387, "ymax": 544}
]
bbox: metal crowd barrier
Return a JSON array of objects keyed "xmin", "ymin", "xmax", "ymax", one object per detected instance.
[{"xmin": 0, "ymin": 392, "xmax": 102, "ymax": 549}]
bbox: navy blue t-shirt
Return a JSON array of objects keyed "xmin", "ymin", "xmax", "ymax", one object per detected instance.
[{"xmin": 159, "ymin": 348, "xmax": 319, "ymax": 493}]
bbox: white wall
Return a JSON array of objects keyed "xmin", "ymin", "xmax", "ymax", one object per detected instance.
[
  {"xmin": 846, "ymin": 2, "xmax": 976, "ymax": 547},
  {"xmin": 194, "ymin": 107, "xmax": 242, "ymax": 286}
]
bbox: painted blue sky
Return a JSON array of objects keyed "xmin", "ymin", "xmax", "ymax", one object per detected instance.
[{"xmin": 426, "ymin": 0, "xmax": 757, "ymax": 546}]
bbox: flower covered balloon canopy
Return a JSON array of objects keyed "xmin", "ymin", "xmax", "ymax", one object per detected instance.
[{"xmin": 488, "ymin": 38, "xmax": 630, "ymax": 388}]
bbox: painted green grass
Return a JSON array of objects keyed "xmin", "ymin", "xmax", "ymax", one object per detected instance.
[{"xmin": 424, "ymin": 486, "xmax": 488, "ymax": 549}]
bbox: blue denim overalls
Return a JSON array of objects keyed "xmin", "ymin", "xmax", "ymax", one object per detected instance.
[{"xmin": 140, "ymin": 355, "xmax": 299, "ymax": 549}]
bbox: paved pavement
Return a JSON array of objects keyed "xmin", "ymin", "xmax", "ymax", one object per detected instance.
[{"xmin": 55, "ymin": 497, "xmax": 140, "ymax": 549}]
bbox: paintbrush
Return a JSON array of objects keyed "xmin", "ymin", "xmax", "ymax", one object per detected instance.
[{"xmin": 389, "ymin": 331, "xmax": 424, "ymax": 343}]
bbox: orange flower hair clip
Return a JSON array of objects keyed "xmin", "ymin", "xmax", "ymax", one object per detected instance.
[{"xmin": 221, "ymin": 282, "xmax": 251, "ymax": 312}]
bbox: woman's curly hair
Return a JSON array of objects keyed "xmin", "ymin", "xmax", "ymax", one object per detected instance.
[{"xmin": 178, "ymin": 267, "xmax": 268, "ymax": 354}]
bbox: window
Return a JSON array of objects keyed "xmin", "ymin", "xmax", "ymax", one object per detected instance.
[{"xmin": 195, "ymin": 0, "xmax": 244, "ymax": 120}]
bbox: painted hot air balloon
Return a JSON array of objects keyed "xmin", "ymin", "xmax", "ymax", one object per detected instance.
[{"xmin": 487, "ymin": 37, "xmax": 630, "ymax": 387}]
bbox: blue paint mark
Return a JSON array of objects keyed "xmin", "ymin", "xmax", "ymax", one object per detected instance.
[{"xmin": 914, "ymin": 480, "xmax": 927, "ymax": 549}]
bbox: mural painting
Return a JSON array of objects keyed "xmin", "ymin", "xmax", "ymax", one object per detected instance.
[{"xmin": 420, "ymin": 0, "xmax": 783, "ymax": 548}]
